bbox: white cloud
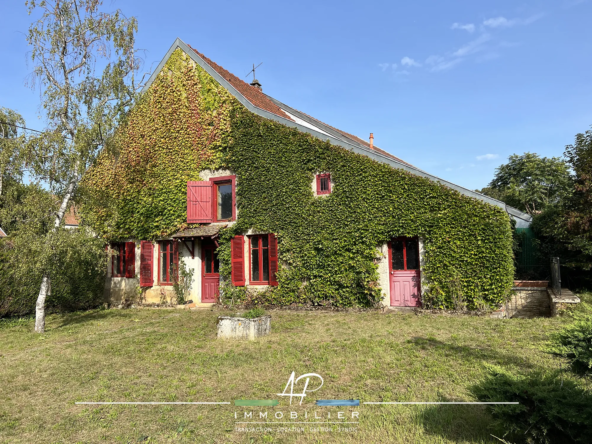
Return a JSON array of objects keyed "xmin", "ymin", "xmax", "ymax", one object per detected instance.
[
  {"xmin": 430, "ymin": 58, "xmax": 463, "ymax": 72},
  {"xmin": 476, "ymin": 154, "xmax": 499, "ymax": 160},
  {"xmin": 451, "ymin": 22, "xmax": 475, "ymax": 33},
  {"xmin": 401, "ymin": 57, "xmax": 421, "ymax": 67},
  {"xmin": 378, "ymin": 63, "xmax": 390, "ymax": 72},
  {"xmin": 483, "ymin": 13, "xmax": 543, "ymax": 28},
  {"xmin": 453, "ymin": 33, "xmax": 491, "ymax": 57},
  {"xmin": 483, "ymin": 16, "xmax": 513, "ymax": 28}
]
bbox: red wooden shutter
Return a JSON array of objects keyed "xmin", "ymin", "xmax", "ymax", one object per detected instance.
[
  {"xmin": 125, "ymin": 242, "xmax": 136, "ymax": 278},
  {"xmin": 140, "ymin": 241, "xmax": 154, "ymax": 287},
  {"xmin": 269, "ymin": 234, "xmax": 278, "ymax": 286},
  {"xmin": 172, "ymin": 240, "xmax": 179, "ymax": 282},
  {"xmin": 187, "ymin": 181, "xmax": 213, "ymax": 223},
  {"xmin": 231, "ymin": 235, "xmax": 245, "ymax": 286}
]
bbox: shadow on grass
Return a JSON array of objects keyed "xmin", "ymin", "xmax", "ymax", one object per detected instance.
[
  {"xmin": 416, "ymin": 397, "xmax": 502, "ymax": 444},
  {"xmin": 54, "ymin": 309, "xmax": 133, "ymax": 329},
  {"xmin": 408, "ymin": 336, "xmax": 541, "ymax": 371}
]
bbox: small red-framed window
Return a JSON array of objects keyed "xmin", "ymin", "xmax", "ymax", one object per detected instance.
[
  {"xmin": 316, "ymin": 173, "xmax": 331, "ymax": 195},
  {"xmin": 158, "ymin": 240, "xmax": 178, "ymax": 285},
  {"xmin": 210, "ymin": 175, "xmax": 236, "ymax": 222},
  {"xmin": 390, "ymin": 237, "xmax": 420, "ymax": 271}
]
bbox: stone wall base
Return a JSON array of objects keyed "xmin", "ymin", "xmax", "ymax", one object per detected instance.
[{"xmin": 506, "ymin": 287, "xmax": 550, "ymax": 318}]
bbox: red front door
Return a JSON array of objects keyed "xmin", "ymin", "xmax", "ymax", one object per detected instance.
[
  {"xmin": 202, "ymin": 241, "xmax": 220, "ymax": 303},
  {"xmin": 389, "ymin": 237, "xmax": 421, "ymax": 307}
]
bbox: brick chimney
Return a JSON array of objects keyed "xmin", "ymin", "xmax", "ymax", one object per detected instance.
[
  {"xmin": 250, "ymin": 79, "xmax": 262, "ymax": 91},
  {"xmin": 369, "ymin": 133, "xmax": 374, "ymax": 150}
]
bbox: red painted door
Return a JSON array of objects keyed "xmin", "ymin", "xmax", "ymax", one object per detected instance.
[
  {"xmin": 202, "ymin": 241, "xmax": 220, "ymax": 303},
  {"xmin": 389, "ymin": 237, "xmax": 421, "ymax": 307}
]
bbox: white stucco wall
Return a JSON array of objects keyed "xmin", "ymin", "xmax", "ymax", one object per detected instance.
[{"xmin": 106, "ymin": 239, "xmax": 215, "ymax": 306}]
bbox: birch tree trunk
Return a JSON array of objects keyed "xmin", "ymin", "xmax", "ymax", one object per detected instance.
[
  {"xmin": 34, "ymin": 174, "xmax": 77, "ymax": 333},
  {"xmin": 27, "ymin": 1, "xmax": 141, "ymax": 332}
]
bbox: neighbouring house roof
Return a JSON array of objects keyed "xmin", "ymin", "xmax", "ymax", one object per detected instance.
[
  {"xmin": 64, "ymin": 206, "xmax": 79, "ymax": 227},
  {"xmin": 172, "ymin": 225, "xmax": 227, "ymax": 238},
  {"xmin": 0, "ymin": 227, "xmax": 6, "ymax": 238},
  {"xmin": 143, "ymin": 38, "xmax": 532, "ymax": 227}
]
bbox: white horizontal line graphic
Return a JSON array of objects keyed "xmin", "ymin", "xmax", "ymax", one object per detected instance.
[
  {"xmin": 363, "ymin": 402, "xmax": 519, "ymax": 405},
  {"xmin": 75, "ymin": 402, "xmax": 230, "ymax": 405}
]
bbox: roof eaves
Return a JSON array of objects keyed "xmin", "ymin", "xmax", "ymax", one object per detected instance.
[{"xmin": 142, "ymin": 38, "xmax": 531, "ymax": 224}]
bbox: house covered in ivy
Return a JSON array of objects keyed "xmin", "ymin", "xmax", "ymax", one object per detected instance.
[{"xmin": 82, "ymin": 38, "xmax": 531, "ymax": 310}]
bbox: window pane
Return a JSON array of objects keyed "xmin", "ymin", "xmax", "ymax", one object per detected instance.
[
  {"xmin": 217, "ymin": 183, "xmax": 233, "ymax": 220},
  {"xmin": 392, "ymin": 240, "xmax": 405, "ymax": 270},
  {"xmin": 262, "ymin": 246, "xmax": 269, "ymax": 282},
  {"xmin": 119, "ymin": 244, "xmax": 126, "ymax": 275},
  {"xmin": 320, "ymin": 177, "xmax": 328, "ymax": 192},
  {"xmin": 169, "ymin": 244, "xmax": 174, "ymax": 281},
  {"xmin": 213, "ymin": 254, "xmax": 219, "ymax": 273},
  {"xmin": 205, "ymin": 250, "xmax": 212, "ymax": 274},
  {"xmin": 252, "ymin": 247, "xmax": 260, "ymax": 282},
  {"xmin": 114, "ymin": 244, "xmax": 121, "ymax": 275},
  {"xmin": 406, "ymin": 239, "xmax": 419, "ymax": 270},
  {"xmin": 261, "ymin": 235, "xmax": 268, "ymax": 248},
  {"xmin": 161, "ymin": 247, "xmax": 167, "ymax": 282}
]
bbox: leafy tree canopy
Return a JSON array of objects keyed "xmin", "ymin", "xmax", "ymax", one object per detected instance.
[{"xmin": 481, "ymin": 152, "xmax": 571, "ymax": 215}]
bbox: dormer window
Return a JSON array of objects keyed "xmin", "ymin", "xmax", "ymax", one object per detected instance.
[{"xmin": 316, "ymin": 173, "xmax": 332, "ymax": 195}]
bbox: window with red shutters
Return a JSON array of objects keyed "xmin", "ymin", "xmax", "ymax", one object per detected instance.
[
  {"xmin": 187, "ymin": 181, "xmax": 213, "ymax": 223},
  {"xmin": 125, "ymin": 242, "xmax": 136, "ymax": 278},
  {"xmin": 187, "ymin": 176, "xmax": 237, "ymax": 224},
  {"xmin": 231, "ymin": 235, "xmax": 245, "ymax": 286},
  {"xmin": 111, "ymin": 243, "xmax": 126, "ymax": 277},
  {"xmin": 269, "ymin": 234, "xmax": 278, "ymax": 286},
  {"xmin": 316, "ymin": 173, "xmax": 331, "ymax": 195},
  {"xmin": 140, "ymin": 241, "xmax": 153, "ymax": 287}
]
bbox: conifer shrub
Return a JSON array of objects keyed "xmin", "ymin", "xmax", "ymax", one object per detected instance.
[
  {"xmin": 471, "ymin": 366, "xmax": 592, "ymax": 444},
  {"xmin": 547, "ymin": 311, "xmax": 592, "ymax": 375}
]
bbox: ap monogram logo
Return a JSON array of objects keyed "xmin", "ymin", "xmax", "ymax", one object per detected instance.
[{"xmin": 277, "ymin": 372, "xmax": 324, "ymax": 405}]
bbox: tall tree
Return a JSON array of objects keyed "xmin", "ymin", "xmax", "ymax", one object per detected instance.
[
  {"xmin": 563, "ymin": 127, "xmax": 592, "ymax": 267},
  {"xmin": 26, "ymin": 0, "xmax": 142, "ymax": 333},
  {"xmin": 0, "ymin": 107, "xmax": 27, "ymax": 197},
  {"xmin": 481, "ymin": 152, "xmax": 571, "ymax": 215}
]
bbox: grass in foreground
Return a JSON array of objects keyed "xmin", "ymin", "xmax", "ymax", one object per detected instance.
[{"xmin": 0, "ymin": 303, "xmax": 587, "ymax": 443}]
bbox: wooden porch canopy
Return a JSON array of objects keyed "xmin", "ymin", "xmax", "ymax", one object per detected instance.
[{"xmin": 172, "ymin": 225, "xmax": 227, "ymax": 258}]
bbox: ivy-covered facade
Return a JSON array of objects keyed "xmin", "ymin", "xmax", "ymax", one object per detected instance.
[{"xmin": 82, "ymin": 39, "xmax": 531, "ymax": 310}]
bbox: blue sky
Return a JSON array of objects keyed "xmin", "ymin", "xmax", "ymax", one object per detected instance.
[{"xmin": 1, "ymin": 0, "xmax": 591, "ymax": 190}]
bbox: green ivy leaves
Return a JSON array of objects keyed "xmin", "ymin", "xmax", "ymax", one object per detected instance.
[{"xmin": 81, "ymin": 48, "xmax": 514, "ymax": 309}]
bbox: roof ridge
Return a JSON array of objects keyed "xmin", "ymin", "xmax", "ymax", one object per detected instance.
[{"xmin": 187, "ymin": 45, "xmax": 294, "ymax": 123}]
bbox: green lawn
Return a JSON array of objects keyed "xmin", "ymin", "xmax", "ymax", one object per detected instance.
[{"xmin": 0, "ymin": 304, "xmax": 585, "ymax": 443}]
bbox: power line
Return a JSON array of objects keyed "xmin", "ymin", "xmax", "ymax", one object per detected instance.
[
  {"xmin": 0, "ymin": 120, "xmax": 73, "ymax": 140},
  {"xmin": 0, "ymin": 120, "xmax": 45, "ymax": 135}
]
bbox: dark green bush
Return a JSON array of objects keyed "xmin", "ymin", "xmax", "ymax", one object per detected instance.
[
  {"xmin": 547, "ymin": 311, "xmax": 592, "ymax": 374},
  {"xmin": 471, "ymin": 366, "xmax": 592, "ymax": 443},
  {"xmin": 0, "ymin": 229, "xmax": 106, "ymax": 318}
]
